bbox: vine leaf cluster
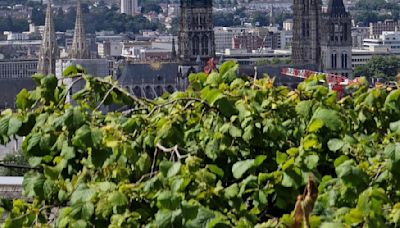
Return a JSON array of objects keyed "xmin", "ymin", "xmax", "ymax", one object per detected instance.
[{"xmin": 1, "ymin": 61, "xmax": 400, "ymax": 227}]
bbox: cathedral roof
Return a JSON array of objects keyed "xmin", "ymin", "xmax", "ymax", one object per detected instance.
[
  {"xmin": 119, "ymin": 63, "xmax": 179, "ymax": 86},
  {"xmin": 326, "ymin": 0, "xmax": 348, "ymax": 17},
  {"xmin": 0, "ymin": 78, "xmax": 36, "ymax": 109}
]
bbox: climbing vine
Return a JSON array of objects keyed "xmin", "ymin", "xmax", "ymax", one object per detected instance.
[{"xmin": 1, "ymin": 61, "xmax": 400, "ymax": 227}]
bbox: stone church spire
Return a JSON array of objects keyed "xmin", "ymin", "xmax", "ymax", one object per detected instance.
[
  {"xmin": 37, "ymin": 0, "xmax": 58, "ymax": 75},
  {"xmin": 70, "ymin": 0, "xmax": 90, "ymax": 59}
]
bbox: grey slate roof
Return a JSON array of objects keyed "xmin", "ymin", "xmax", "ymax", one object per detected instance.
[{"xmin": 119, "ymin": 63, "xmax": 179, "ymax": 85}]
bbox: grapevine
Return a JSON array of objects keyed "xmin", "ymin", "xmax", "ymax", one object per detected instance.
[{"xmin": 1, "ymin": 61, "xmax": 400, "ymax": 227}]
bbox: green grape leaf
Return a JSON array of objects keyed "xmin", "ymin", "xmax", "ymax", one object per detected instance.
[
  {"xmin": 328, "ymin": 138, "xmax": 345, "ymax": 152},
  {"xmin": 232, "ymin": 159, "xmax": 254, "ymax": 179}
]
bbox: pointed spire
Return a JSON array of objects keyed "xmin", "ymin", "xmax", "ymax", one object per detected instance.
[
  {"xmin": 70, "ymin": 0, "xmax": 90, "ymax": 59},
  {"xmin": 37, "ymin": 0, "xmax": 58, "ymax": 75},
  {"xmin": 327, "ymin": 0, "xmax": 347, "ymax": 16},
  {"xmin": 171, "ymin": 37, "xmax": 176, "ymax": 61}
]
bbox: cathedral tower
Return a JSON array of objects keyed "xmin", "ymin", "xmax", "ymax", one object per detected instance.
[
  {"xmin": 320, "ymin": 0, "xmax": 352, "ymax": 76},
  {"xmin": 37, "ymin": 0, "xmax": 58, "ymax": 75},
  {"xmin": 292, "ymin": 0, "xmax": 322, "ymax": 67},
  {"xmin": 70, "ymin": 0, "xmax": 90, "ymax": 59},
  {"xmin": 178, "ymin": 0, "xmax": 215, "ymax": 64}
]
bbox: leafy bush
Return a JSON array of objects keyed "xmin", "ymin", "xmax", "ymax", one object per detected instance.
[{"xmin": 1, "ymin": 61, "xmax": 400, "ymax": 227}]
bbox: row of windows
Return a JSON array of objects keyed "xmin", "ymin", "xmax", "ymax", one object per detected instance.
[
  {"xmin": 331, "ymin": 53, "xmax": 348, "ymax": 69},
  {"xmin": 192, "ymin": 35, "xmax": 210, "ymax": 56},
  {"xmin": 0, "ymin": 62, "xmax": 37, "ymax": 79},
  {"xmin": 353, "ymin": 58, "xmax": 369, "ymax": 62}
]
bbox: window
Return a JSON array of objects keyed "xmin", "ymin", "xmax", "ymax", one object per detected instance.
[
  {"xmin": 341, "ymin": 53, "xmax": 345, "ymax": 68},
  {"xmin": 332, "ymin": 53, "xmax": 337, "ymax": 69},
  {"xmin": 201, "ymin": 36, "xmax": 209, "ymax": 55},
  {"xmin": 193, "ymin": 36, "xmax": 199, "ymax": 55}
]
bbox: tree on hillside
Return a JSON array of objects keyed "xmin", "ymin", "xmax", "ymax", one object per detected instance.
[{"xmin": 251, "ymin": 11, "xmax": 270, "ymax": 27}]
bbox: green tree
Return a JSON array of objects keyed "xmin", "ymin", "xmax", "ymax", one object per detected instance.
[
  {"xmin": 354, "ymin": 56, "xmax": 400, "ymax": 80},
  {"xmin": 251, "ymin": 11, "xmax": 270, "ymax": 27}
]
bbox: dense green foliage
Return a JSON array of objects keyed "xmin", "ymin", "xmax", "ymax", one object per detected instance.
[
  {"xmin": 2, "ymin": 62, "xmax": 400, "ymax": 227},
  {"xmin": 354, "ymin": 56, "xmax": 400, "ymax": 81},
  {"xmin": 352, "ymin": 0, "xmax": 400, "ymax": 25},
  {"xmin": 27, "ymin": 3, "xmax": 163, "ymax": 34},
  {"xmin": 0, "ymin": 17, "xmax": 29, "ymax": 33},
  {"xmin": 213, "ymin": 9, "xmax": 292, "ymax": 28}
]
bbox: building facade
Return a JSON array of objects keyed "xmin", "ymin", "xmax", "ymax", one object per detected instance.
[
  {"xmin": 178, "ymin": 0, "xmax": 215, "ymax": 64},
  {"xmin": 351, "ymin": 26, "xmax": 369, "ymax": 49},
  {"xmin": 292, "ymin": 0, "xmax": 322, "ymax": 67},
  {"xmin": 320, "ymin": 0, "xmax": 352, "ymax": 76},
  {"xmin": 369, "ymin": 20, "xmax": 399, "ymax": 39},
  {"xmin": 232, "ymin": 34, "xmax": 263, "ymax": 52},
  {"xmin": 121, "ymin": 0, "xmax": 139, "ymax": 16},
  {"xmin": 363, "ymin": 31, "xmax": 400, "ymax": 53},
  {"xmin": 0, "ymin": 60, "xmax": 37, "ymax": 79},
  {"xmin": 214, "ymin": 27, "xmax": 250, "ymax": 52},
  {"xmin": 292, "ymin": 0, "xmax": 352, "ymax": 75}
]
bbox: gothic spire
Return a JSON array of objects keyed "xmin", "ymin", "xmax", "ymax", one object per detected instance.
[
  {"xmin": 37, "ymin": 0, "xmax": 58, "ymax": 75},
  {"xmin": 70, "ymin": 0, "xmax": 90, "ymax": 59},
  {"xmin": 327, "ymin": 0, "xmax": 347, "ymax": 17}
]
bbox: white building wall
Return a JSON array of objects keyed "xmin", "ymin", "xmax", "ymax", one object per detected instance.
[
  {"xmin": 214, "ymin": 27, "xmax": 250, "ymax": 52},
  {"xmin": 363, "ymin": 31, "xmax": 400, "ymax": 53},
  {"xmin": 121, "ymin": 0, "xmax": 139, "ymax": 16}
]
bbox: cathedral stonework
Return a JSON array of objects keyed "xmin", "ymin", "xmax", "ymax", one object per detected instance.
[
  {"xmin": 292, "ymin": 0, "xmax": 322, "ymax": 67},
  {"xmin": 37, "ymin": 0, "xmax": 59, "ymax": 75},
  {"xmin": 320, "ymin": 0, "xmax": 352, "ymax": 76},
  {"xmin": 178, "ymin": 0, "xmax": 215, "ymax": 64},
  {"xmin": 292, "ymin": 0, "xmax": 351, "ymax": 76},
  {"xmin": 70, "ymin": 0, "xmax": 90, "ymax": 59}
]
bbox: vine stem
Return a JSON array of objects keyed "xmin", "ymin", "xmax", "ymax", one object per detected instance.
[
  {"xmin": 94, "ymin": 84, "xmax": 117, "ymax": 111},
  {"xmin": 156, "ymin": 143, "xmax": 188, "ymax": 161},
  {"xmin": 122, "ymin": 107, "xmax": 149, "ymax": 116},
  {"xmin": 149, "ymin": 143, "xmax": 189, "ymax": 177},
  {"xmin": 59, "ymin": 76, "xmax": 84, "ymax": 107},
  {"xmin": 147, "ymin": 98, "xmax": 211, "ymax": 117},
  {"xmin": 93, "ymin": 77, "xmax": 154, "ymax": 107}
]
